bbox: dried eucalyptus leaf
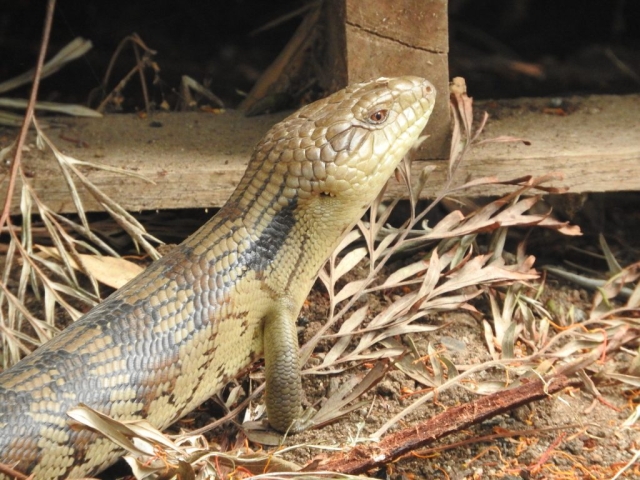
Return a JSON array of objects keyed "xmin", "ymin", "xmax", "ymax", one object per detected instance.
[
  {"xmin": 38, "ymin": 245, "xmax": 144, "ymax": 289},
  {"xmin": 501, "ymin": 321, "xmax": 517, "ymax": 359},
  {"xmin": 599, "ymin": 234, "xmax": 623, "ymax": 274},
  {"xmin": 428, "ymin": 342, "xmax": 443, "ymax": 385},
  {"xmin": 0, "ymin": 98, "xmax": 101, "ymax": 117},
  {"xmin": 312, "ymin": 362, "xmax": 387, "ymax": 428},
  {"xmin": 467, "ymin": 381, "xmax": 507, "ymax": 395},
  {"xmin": 333, "ymin": 247, "xmax": 367, "ymax": 281},
  {"xmin": 381, "ymin": 260, "xmax": 428, "ymax": 288},
  {"xmin": 628, "ymin": 281, "xmax": 640, "ymax": 309},
  {"xmin": 607, "ymin": 373, "xmax": 640, "ymax": 388},
  {"xmin": 0, "ymin": 37, "xmax": 92, "ymax": 94},
  {"xmin": 334, "ymin": 279, "xmax": 368, "ymax": 305},
  {"xmin": 67, "ymin": 404, "xmax": 158, "ymax": 457},
  {"xmin": 384, "ymin": 338, "xmax": 437, "ymax": 388}
]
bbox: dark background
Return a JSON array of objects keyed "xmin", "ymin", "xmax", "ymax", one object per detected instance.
[{"xmin": 1, "ymin": 0, "xmax": 639, "ymax": 110}]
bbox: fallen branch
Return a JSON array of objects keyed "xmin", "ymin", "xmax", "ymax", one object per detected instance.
[
  {"xmin": 313, "ymin": 322, "xmax": 639, "ymax": 475},
  {"xmin": 315, "ymin": 375, "xmax": 580, "ymax": 475},
  {"xmin": 0, "ymin": 0, "xmax": 56, "ymax": 230}
]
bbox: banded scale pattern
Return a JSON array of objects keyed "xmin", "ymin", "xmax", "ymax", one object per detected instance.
[{"xmin": 0, "ymin": 76, "xmax": 436, "ymax": 479}]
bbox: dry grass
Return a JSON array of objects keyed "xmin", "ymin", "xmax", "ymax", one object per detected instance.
[{"xmin": 1, "ymin": 41, "xmax": 638, "ymax": 477}]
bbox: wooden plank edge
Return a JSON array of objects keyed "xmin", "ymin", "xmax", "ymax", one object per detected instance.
[{"xmin": 0, "ymin": 94, "xmax": 637, "ymax": 215}]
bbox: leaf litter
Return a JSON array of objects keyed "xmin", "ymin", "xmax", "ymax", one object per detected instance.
[{"xmin": 0, "ymin": 76, "xmax": 638, "ymax": 479}]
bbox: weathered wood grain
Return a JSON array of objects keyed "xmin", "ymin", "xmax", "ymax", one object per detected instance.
[{"xmin": 1, "ymin": 94, "xmax": 638, "ymax": 215}]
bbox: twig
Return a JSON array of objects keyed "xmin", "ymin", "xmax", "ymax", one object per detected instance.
[
  {"xmin": 0, "ymin": 0, "xmax": 56, "ymax": 230},
  {"xmin": 95, "ymin": 34, "xmax": 156, "ymax": 113},
  {"xmin": 527, "ymin": 431, "xmax": 567, "ymax": 474},
  {"xmin": 0, "ymin": 462, "xmax": 28, "ymax": 480},
  {"xmin": 314, "ymin": 320, "xmax": 637, "ymax": 474},
  {"xmin": 612, "ymin": 448, "xmax": 640, "ymax": 480},
  {"xmin": 132, "ymin": 38, "xmax": 151, "ymax": 114},
  {"xmin": 316, "ymin": 376, "xmax": 579, "ymax": 475},
  {"xmin": 186, "ymin": 383, "xmax": 265, "ymax": 437},
  {"xmin": 412, "ymin": 423, "xmax": 590, "ymax": 458}
]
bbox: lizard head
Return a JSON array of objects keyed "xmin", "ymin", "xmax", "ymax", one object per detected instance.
[
  {"xmin": 229, "ymin": 77, "xmax": 436, "ymax": 268},
  {"xmin": 244, "ymin": 76, "xmax": 436, "ymax": 213},
  {"xmin": 222, "ymin": 77, "xmax": 436, "ymax": 300}
]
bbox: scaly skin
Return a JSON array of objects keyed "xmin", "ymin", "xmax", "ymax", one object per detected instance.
[{"xmin": 0, "ymin": 76, "xmax": 435, "ymax": 479}]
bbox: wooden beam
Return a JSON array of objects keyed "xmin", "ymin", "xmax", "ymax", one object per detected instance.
[
  {"xmin": 1, "ymin": 94, "xmax": 638, "ymax": 215},
  {"xmin": 0, "ymin": 111, "xmax": 287, "ymax": 215},
  {"xmin": 398, "ymin": 93, "xmax": 640, "ymax": 198},
  {"xmin": 337, "ymin": 0, "xmax": 451, "ymax": 159},
  {"xmin": 242, "ymin": 0, "xmax": 450, "ymax": 158}
]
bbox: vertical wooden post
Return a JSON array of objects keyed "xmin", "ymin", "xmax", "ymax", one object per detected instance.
[{"xmin": 322, "ymin": 0, "xmax": 450, "ymax": 158}]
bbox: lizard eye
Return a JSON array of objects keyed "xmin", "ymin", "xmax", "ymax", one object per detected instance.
[{"xmin": 367, "ymin": 109, "xmax": 389, "ymax": 124}]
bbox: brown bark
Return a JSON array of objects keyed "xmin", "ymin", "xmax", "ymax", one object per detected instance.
[{"xmin": 316, "ymin": 375, "xmax": 580, "ymax": 474}]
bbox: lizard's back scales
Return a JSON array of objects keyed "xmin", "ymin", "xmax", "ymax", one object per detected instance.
[{"xmin": 0, "ymin": 76, "xmax": 436, "ymax": 479}]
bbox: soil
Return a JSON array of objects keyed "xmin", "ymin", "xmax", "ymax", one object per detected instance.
[{"xmin": 283, "ymin": 284, "xmax": 639, "ymax": 479}]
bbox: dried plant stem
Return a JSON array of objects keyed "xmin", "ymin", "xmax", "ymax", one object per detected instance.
[
  {"xmin": 318, "ymin": 376, "xmax": 580, "ymax": 474},
  {"xmin": 0, "ymin": 0, "xmax": 56, "ymax": 230},
  {"xmin": 300, "ymin": 184, "xmax": 450, "ymax": 364},
  {"xmin": 132, "ymin": 39, "xmax": 151, "ymax": 114},
  {"xmin": 186, "ymin": 383, "xmax": 265, "ymax": 437},
  {"xmin": 96, "ymin": 34, "xmax": 156, "ymax": 113},
  {"xmin": 0, "ymin": 462, "xmax": 28, "ymax": 480},
  {"xmin": 318, "ymin": 317, "xmax": 635, "ymax": 474},
  {"xmin": 372, "ymin": 317, "xmax": 633, "ymax": 438}
]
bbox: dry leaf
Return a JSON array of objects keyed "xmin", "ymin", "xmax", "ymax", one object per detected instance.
[{"xmin": 38, "ymin": 245, "xmax": 144, "ymax": 289}]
